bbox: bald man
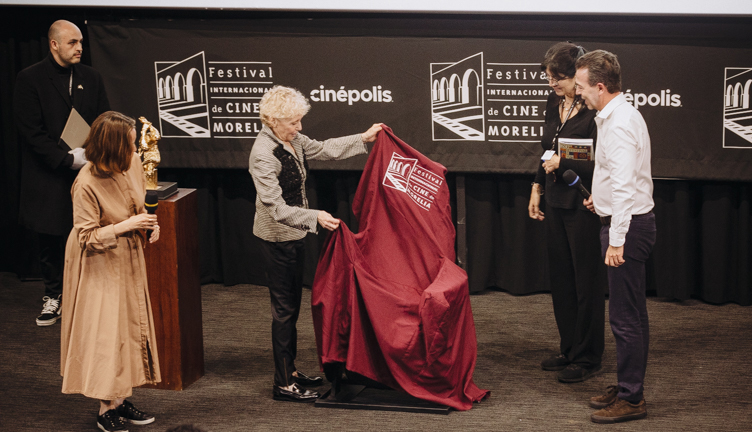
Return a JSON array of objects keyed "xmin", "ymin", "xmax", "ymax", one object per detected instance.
[{"xmin": 13, "ymin": 20, "xmax": 110, "ymax": 326}]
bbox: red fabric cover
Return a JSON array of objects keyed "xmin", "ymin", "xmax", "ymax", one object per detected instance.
[{"xmin": 311, "ymin": 125, "xmax": 489, "ymax": 410}]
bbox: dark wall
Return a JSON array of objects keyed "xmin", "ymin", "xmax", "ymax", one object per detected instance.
[{"xmin": 2, "ymin": 6, "xmax": 751, "ymax": 305}]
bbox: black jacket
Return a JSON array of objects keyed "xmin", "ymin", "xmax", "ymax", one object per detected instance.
[
  {"xmin": 13, "ymin": 54, "xmax": 109, "ymax": 235},
  {"xmin": 534, "ymin": 91, "xmax": 598, "ymax": 210}
]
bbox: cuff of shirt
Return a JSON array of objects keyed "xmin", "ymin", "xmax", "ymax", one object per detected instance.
[
  {"xmin": 358, "ymin": 137, "xmax": 369, "ymax": 154},
  {"xmin": 303, "ymin": 210, "xmax": 320, "ymax": 234},
  {"xmin": 101, "ymin": 225, "xmax": 119, "ymax": 249},
  {"xmin": 608, "ymin": 227, "xmax": 626, "ymax": 247}
]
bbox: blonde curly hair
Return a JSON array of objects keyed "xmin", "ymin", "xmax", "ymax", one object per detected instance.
[{"xmin": 259, "ymin": 86, "xmax": 311, "ymax": 127}]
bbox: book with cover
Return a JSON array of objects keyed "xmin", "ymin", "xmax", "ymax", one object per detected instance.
[
  {"xmin": 60, "ymin": 107, "xmax": 90, "ymax": 149},
  {"xmin": 558, "ymin": 138, "xmax": 593, "ymax": 161}
]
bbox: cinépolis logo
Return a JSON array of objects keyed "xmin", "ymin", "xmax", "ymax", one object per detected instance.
[
  {"xmin": 154, "ymin": 51, "xmax": 273, "ymax": 139},
  {"xmin": 309, "ymin": 85, "xmax": 393, "ymax": 105},
  {"xmin": 623, "ymin": 89, "xmax": 682, "ymax": 109}
]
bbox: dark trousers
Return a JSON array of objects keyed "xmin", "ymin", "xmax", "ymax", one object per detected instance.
[
  {"xmin": 546, "ymin": 206, "xmax": 605, "ymax": 368},
  {"xmin": 260, "ymin": 239, "xmax": 306, "ymax": 387},
  {"xmin": 38, "ymin": 232, "xmax": 67, "ymax": 299},
  {"xmin": 600, "ymin": 212, "xmax": 656, "ymax": 403}
]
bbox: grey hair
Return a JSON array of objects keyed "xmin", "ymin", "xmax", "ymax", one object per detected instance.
[{"xmin": 259, "ymin": 86, "xmax": 311, "ymax": 127}]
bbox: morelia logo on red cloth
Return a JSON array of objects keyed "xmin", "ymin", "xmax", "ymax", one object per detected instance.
[{"xmin": 382, "ymin": 152, "xmax": 443, "ymax": 211}]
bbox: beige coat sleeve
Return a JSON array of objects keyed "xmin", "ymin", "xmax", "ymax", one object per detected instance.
[{"xmin": 72, "ymin": 182, "xmax": 118, "ymax": 252}]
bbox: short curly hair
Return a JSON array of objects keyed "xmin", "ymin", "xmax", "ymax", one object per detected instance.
[{"xmin": 259, "ymin": 85, "xmax": 311, "ymax": 127}]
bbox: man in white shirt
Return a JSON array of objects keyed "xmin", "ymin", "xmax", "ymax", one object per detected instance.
[{"xmin": 575, "ymin": 50, "xmax": 656, "ymax": 424}]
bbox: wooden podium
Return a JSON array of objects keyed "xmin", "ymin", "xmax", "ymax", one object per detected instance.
[{"xmin": 143, "ymin": 188, "xmax": 204, "ymax": 390}]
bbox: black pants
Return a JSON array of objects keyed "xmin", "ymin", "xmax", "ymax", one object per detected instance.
[
  {"xmin": 545, "ymin": 206, "xmax": 605, "ymax": 368},
  {"xmin": 601, "ymin": 212, "xmax": 656, "ymax": 402},
  {"xmin": 261, "ymin": 238, "xmax": 306, "ymax": 387},
  {"xmin": 38, "ymin": 232, "xmax": 67, "ymax": 299}
]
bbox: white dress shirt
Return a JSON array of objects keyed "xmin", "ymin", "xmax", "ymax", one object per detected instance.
[{"xmin": 592, "ymin": 93, "xmax": 654, "ymax": 247}]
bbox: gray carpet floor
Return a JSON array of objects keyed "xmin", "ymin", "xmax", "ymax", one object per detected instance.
[{"xmin": 1, "ymin": 271, "xmax": 750, "ymax": 431}]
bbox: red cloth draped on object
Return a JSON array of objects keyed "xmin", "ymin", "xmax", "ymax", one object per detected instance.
[{"xmin": 311, "ymin": 125, "xmax": 489, "ymax": 411}]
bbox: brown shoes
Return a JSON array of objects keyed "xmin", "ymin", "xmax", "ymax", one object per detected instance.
[
  {"xmin": 591, "ymin": 398, "xmax": 647, "ymax": 424},
  {"xmin": 589, "ymin": 385, "xmax": 619, "ymax": 409}
]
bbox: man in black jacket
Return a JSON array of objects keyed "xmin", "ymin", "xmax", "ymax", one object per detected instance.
[{"xmin": 13, "ymin": 20, "xmax": 110, "ymax": 326}]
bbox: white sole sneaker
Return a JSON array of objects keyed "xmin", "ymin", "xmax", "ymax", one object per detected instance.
[
  {"xmin": 125, "ymin": 417, "xmax": 155, "ymax": 425},
  {"xmin": 36, "ymin": 315, "xmax": 60, "ymax": 326}
]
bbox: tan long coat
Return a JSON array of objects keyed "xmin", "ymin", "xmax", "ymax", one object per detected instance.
[{"xmin": 60, "ymin": 153, "xmax": 161, "ymax": 400}]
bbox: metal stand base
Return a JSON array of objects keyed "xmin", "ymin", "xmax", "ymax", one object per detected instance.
[{"xmin": 314, "ymin": 383, "xmax": 451, "ymax": 415}]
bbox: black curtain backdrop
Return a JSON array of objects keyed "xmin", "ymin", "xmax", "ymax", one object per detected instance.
[
  {"xmin": 1, "ymin": 7, "xmax": 750, "ymax": 306},
  {"xmin": 464, "ymin": 176, "xmax": 752, "ymax": 305}
]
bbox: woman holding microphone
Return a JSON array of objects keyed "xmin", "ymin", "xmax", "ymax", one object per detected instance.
[
  {"xmin": 529, "ymin": 42, "xmax": 606, "ymax": 383},
  {"xmin": 61, "ymin": 111, "xmax": 161, "ymax": 432}
]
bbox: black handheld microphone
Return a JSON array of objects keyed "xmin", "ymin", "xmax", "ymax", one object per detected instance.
[
  {"xmin": 562, "ymin": 169, "xmax": 591, "ymax": 199},
  {"xmin": 145, "ymin": 190, "xmax": 159, "ymax": 238}
]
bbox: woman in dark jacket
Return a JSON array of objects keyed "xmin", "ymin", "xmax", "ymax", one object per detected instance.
[
  {"xmin": 528, "ymin": 42, "xmax": 606, "ymax": 383},
  {"xmin": 248, "ymin": 85, "xmax": 381, "ymax": 402}
]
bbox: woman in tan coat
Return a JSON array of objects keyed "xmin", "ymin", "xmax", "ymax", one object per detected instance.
[{"xmin": 61, "ymin": 111, "xmax": 161, "ymax": 432}]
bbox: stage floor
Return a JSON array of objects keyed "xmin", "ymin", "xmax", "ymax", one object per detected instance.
[{"xmin": 0, "ymin": 272, "xmax": 750, "ymax": 431}]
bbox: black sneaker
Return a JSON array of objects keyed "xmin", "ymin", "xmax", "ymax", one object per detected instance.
[
  {"xmin": 36, "ymin": 295, "xmax": 62, "ymax": 326},
  {"xmin": 97, "ymin": 409, "xmax": 128, "ymax": 432},
  {"xmin": 116, "ymin": 400, "xmax": 155, "ymax": 425},
  {"xmin": 541, "ymin": 353, "xmax": 569, "ymax": 371},
  {"xmin": 557, "ymin": 363, "xmax": 602, "ymax": 383}
]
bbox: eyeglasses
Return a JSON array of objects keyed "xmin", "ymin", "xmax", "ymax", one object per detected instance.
[{"xmin": 546, "ymin": 75, "xmax": 571, "ymax": 85}]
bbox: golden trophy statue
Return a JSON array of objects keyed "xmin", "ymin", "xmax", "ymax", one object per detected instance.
[
  {"xmin": 137, "ymin": 117, "xmax": 177, "ymax": 198},
  {"xmin": 138, "ymin": 117, "xmax": 161, "ymax": 190}
]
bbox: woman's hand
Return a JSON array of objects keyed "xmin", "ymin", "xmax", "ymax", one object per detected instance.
[
  {"xmin": 114, "ymin": 213, "xmax": 158, "ymax": 236},
  {"xmin": 583, "ymin": 195, "xmax": 596, "ymax": 214},
  {"xmin": 528, "ymin": 186, "xmax": 545, "ymax": 221},
  {"xmin": 361, "ymin": 123, "xmax": 383, "ymax": 143},
  {"xmin": 317, "ymin": 211, "xmax": 341, "ymax": 231},
  {"xmin": 542, "ymin": 153, "xmax": 560, "ymax": 174},
  {"xmin": 149, "ymin": 224, "xmax": 160, "ymax": 243}
]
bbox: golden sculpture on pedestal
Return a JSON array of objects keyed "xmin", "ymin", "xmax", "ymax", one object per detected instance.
[{"xmin": 138, "ymin": 117, "xmax": 161, "ymax": 190}]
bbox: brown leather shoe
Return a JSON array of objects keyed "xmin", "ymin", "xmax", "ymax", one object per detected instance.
[
  {"xmin": 589, "ymin": 385, "xmax": 619, "ymax": 409},
  {"xmin": 591, "ymin": 398, "xmax": 647, "ymax": 424}
]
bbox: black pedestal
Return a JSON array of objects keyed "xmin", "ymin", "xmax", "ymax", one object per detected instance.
[
  {"xmin": 314, "ymin": 383, "xmax": 451, "ymax": 415},
  {"xmin": 152, "ymin": 181, "xmax": 178, "ymax": 199}
]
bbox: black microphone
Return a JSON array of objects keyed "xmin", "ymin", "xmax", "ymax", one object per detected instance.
[
  {"xmin": 562, "ymin": 169, "xmax": 591, "ymax": 199},
  {"xmin": 145, "ymin": 190, "xmax": 158, "ymax": 238}
]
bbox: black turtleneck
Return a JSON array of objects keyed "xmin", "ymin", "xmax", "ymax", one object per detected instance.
[
  {"xmin": 48, "ymin": 54, "xmax": 76, "ymax": 169},
  {"xmin": 48, "ymin": 53, "xmax": 73, "ymax": 103}
]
